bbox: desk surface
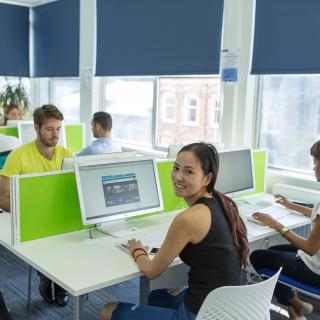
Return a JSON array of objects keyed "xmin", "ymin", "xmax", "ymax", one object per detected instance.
[{"xmin": 0, "ymin": 193, "xmax": 311, "ymax": 297}]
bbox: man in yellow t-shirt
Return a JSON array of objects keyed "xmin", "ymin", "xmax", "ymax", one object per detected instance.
[{"xmin": 0, "ymin": 104, "xmax": 74, "ymax": 308}]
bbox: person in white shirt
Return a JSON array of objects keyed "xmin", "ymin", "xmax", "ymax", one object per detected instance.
[
  {"xmin": 77, "ymin": 112, "xmax": 121, "ymax": 156},
  {"xmin": 250, "ymin": 140, "xmax": 320, "ymax": 320}
]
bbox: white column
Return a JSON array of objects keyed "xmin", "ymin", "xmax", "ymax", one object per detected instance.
[
  {"xmin": 220, "ymin": 0, "xmax": 256, "ymax": 148},
  {"xmin": 79, "ymin": 0, "xmax": 97, "ymax": 145}
]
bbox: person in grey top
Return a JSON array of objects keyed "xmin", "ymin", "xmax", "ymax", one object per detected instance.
[{"xmin": 77, "ymin": 112, "xmax": 121, "ymax": 156}]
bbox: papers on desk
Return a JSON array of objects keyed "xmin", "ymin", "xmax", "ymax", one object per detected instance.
[{"xmin": 247, "ymin": 203, "xmax": 291, "ymax": 225}]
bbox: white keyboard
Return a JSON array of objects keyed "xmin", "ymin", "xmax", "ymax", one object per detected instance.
[
  {"xmin": 116, "ymin": 228, "xmax": 167, "ymax": 251},
  {"xmin": 245, "ymin": 203, "xmax": 291, "ymax": 225}
]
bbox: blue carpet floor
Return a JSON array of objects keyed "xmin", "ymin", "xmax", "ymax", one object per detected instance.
[{"xmin": 0, "ymin": 244, "xmax": 319, "ymax": 319}]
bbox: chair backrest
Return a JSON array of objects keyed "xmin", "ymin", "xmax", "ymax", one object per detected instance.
[{"xmin": 196, "ymin": 268, "xmax": 281, "ymax": 320}]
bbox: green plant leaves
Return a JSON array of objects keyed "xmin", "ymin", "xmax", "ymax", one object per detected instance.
[{"xmin": 0, "ymin": 78, "xmax": 29, "ymax": 116}]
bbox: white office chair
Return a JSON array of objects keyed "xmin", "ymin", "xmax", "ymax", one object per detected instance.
[{"xmin": 195, "ymin": 268, "xmax": 281, "ymax": 320}]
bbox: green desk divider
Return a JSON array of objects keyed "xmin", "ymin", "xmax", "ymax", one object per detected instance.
[
  {"xmin": 157, "ymin": 160, "xmax": 187, "ymax": 212},
  {"xmin": 65, "ymin": 124, "xmax": 85, "ymax": 153},
  {"xmin": 0, "ymin": 127, "xmax": 19, "ymax": 137},
  {"xmin": 241, "ymin": 149, "xmax": 267, "ymax": 197},
  {"xmin": 19, "ymin": 172, "xmax": 84, "ymax": 243}
]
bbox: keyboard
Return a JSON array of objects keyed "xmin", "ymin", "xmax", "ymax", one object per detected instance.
[
  {"xmin": 116, "ymin": 229, "xmax": 167, "ymax": 253},
  {"xmin": 246, "ymin": 203, "xmax": 291, "ymax": 225}
]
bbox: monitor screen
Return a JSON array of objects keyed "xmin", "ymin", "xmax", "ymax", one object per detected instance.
[
  {"xmin": 17, "ymin": 121, "xmax": 66, "ymax": 147},
  {"xmin": 74, "ymin": 158, "xmax": 163, "ymax": 226},
  {"xmin": 61, "ymin": 150, "xmax": 138, "ymax": 170},
  {"xmin": 215, "ymin": 148, "xmax": 255, "ymax": 196}
]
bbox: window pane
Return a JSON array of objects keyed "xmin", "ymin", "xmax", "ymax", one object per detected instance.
[
  {"xmin": 157, "ymin": 77, "xmax": 221, "ymax": 146},
  {"xmin": 104, "ymin": 77, "xmax": 154, "ymax": 146},
  {"xmin": 258, "ymin": 75, "xmax": 320, "ymax": 174},
  {"xmin": 50, "ymin": 79, "xmax": 80, "ymax": 123}
]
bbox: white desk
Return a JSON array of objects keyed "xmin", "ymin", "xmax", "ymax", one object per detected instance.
[{"xmin": 0, "ymin": 194, "xmax": 311, "ymax": 320}]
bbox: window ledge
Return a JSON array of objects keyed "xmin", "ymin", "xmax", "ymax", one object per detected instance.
[{"xmin": 267, "ymin": 168, "xmax": 320, "ymax": 193}]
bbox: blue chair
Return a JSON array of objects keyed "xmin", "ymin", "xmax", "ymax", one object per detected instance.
[
  {"xmin": 260, "ymin": 268, "xmax": 320, "ymax": 300},
  {"xmin": 0, "ymin": 150, "xmax": 11, "ymax": 170}
]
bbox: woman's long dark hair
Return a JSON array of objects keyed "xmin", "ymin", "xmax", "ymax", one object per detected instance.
[{"xmin": 178, "ymin": 142, "xmax": 250, "ymax": 267}]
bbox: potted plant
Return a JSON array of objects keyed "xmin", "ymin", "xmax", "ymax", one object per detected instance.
[{"xmin": 0, "ymin": 77, "xmax": 30, "ymax": 118}]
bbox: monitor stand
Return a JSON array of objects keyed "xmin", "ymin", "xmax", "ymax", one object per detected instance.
[{"xmin": 97, "ymin": 219, "xmax": 141, "ymax": 238}]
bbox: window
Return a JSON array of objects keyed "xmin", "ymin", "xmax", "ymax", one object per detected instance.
[
  {"xmin": 258, "ymin": 75, "xmax": 320, "ymax": 174},
  {"xmin": 184, "ymin": 93, "xmax": 199, "ymax": 125},
  {"xmin": 157, "ymin": 77, "xmax": 221, "ymax": 147},
  {"xmin": 161, "ymin": 92, "xmax": 176, "ymax": 123},
  {"xmin": 104, "ymin": 77, "xmax": 155, "ymax": 146},
  {"xmin": 50, "ymin": 79, "xmax": 80, "ymax": 123},
  {"xmin": 103, "ymin": 76, "xmax": 221, "ymax": 148}
]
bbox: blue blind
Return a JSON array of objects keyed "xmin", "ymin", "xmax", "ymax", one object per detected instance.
[
  {"xmin": 252, "ymin": 0, "xmax": 320, "ymax": 74},
  {"xmin": 0, "ymin": 4, "xmax": 29, "ymax": 77},
  {"xmin": 32, "ymin": 0, "xmax": 79, "ymax": 77},
  {"xmin": 96, "ymin": 0, "xmax": 224, "ymax": 76}
]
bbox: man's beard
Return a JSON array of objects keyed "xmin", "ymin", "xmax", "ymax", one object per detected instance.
[{"xmin": 39, "ymin": 132, "xmax": 59, "ymax": 147}]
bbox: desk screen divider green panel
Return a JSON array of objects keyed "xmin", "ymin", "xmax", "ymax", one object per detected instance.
[
  {"xmin": 242, "ymin": 149, "xmax": 267, "ymax": 196},
  {"xmin": 156, "ymin": 160, "xmax": 187, "ymax": 212},
  {"xmin": 65, "ymin": 124, "xmax": 85, "ymax": 153},
  {"xmin": 19, "ymin": 171, "xmax": 84, "ymax": 243},
  {"xmin": 0, "ymin": 127, "xmax": 19, "ymax": 137}
]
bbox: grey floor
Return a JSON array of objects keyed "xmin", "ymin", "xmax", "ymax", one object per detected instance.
[{"xmin": 0, "ymin": 244, "xmax": 319, "ymax": 320}]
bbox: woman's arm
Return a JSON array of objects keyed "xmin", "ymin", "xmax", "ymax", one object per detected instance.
[
  {"xmin": 127, "ymin": 204, "xmax": 211, "ymax": 279},
  {"xmin": 274, "ymin": 194, "xmax": 312, "ymax": 217},
  {"xmin": 253, "ymin": 213, "xmax": 320, "ymax": 256}
]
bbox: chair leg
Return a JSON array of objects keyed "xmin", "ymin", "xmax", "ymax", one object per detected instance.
[
  {"xmin": 27, "ymin": 266, "xmax": 32, "ymax": 313},
  {"xmin": 265, "ymin": 310, "xmax": 271, "ymax": 320},
  {"xmin": 0, "ymin": 289, "xmax": 13, "ymax": 320}
]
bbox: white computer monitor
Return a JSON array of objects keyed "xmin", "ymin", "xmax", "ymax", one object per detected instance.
[
  {"xmin": 61, "ymin": 151, "xmax": 138, "ymax": 170},
  {"xmin": 74, "ymin": 157, "xmax": 164, "ymax": 237},
  {"xmin": 215, "ymin": 148, "xmax": 255, "ymax": 197},
  {"xmin": 12, "ymin": 120, "xmax": 66, "ymax": 147}
]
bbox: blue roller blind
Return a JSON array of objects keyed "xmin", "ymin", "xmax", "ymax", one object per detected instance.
[
  {"xmin": 32, "ymin": 0, "xmax": 79, "ymax": 77},
  {"xmin": 96, "ymin": 0, "xmax": 224, "ymax": 76},
  {"xmin": 252, "ymin": 0, "xmax": 320, "ymax": 74},
  {"xmin": 0, "ymin": 4, "xmax": 29, "ymax": 77}
]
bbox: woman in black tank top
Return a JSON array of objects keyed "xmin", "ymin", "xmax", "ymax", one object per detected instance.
[{"xmin": 100, "ymin": 143, "xmax": 249, "ymax": 320}]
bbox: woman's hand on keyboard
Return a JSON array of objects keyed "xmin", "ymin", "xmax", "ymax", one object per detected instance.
[
  {"xmin": 252, "ymin": 212, "xmax": 282, "ymax": 231},
  {"xmin": 274, "ymin": 194, "xmax": 290, "ymax": 208},
  {"xmin": 126, "ymin": 239, "xmax": 147, "ymax": 256}
]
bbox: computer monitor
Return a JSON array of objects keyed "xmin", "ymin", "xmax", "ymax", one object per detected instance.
[
  {"xmin": 61, "ymin": 151, "xmax": 138, "ymax": 170},
  {"xmin": 16, "ymin": 121, "xmax": 66, "ymax": 147},
  {"xmin": 74, "ymin": 157, "xmax": 164, "ymax": 237},
  {"xmin": 215, "ymin": 148, "xmax": 255, "ymax": 197}
]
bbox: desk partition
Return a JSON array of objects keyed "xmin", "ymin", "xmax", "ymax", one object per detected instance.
[
  {"xmin": 10, "ymin": 150, "xmax": 267, "ymax": 246},
  {"xmin": 0, "ymin": 127, "xmax": 19, "ymax": 137},
  {"xmin": 11, "ymin": 171, "xmax": 84, "ymax": 245}
]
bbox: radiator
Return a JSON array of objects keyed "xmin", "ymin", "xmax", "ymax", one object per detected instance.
[{"xmin": 272, "ymin": 183, "xmax": 320, "ymax": 205}]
